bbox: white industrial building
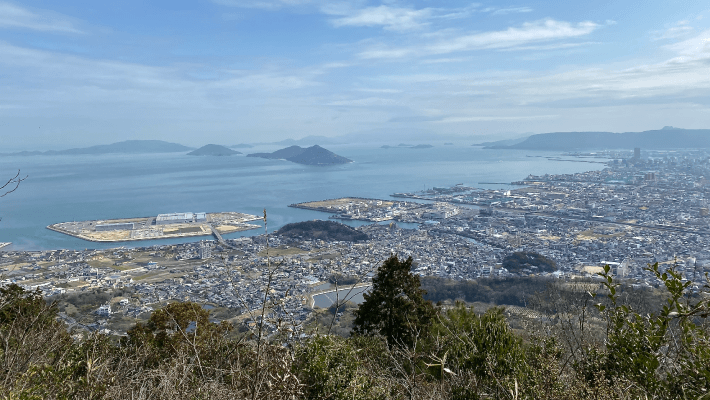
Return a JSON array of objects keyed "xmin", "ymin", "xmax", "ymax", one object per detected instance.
[{"xmin": 156, "ymin": 212, "xmax": 207, "ymax": 225}]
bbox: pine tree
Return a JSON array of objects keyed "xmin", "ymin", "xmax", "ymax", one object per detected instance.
[{"xmin": 352, "ymin": 255, "xmax": 437, "ymax": 347}]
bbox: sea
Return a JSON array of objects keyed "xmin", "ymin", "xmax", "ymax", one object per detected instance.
[{"xmin": 0, "ymin": 143, "xmax": 607, "ymax": 251}]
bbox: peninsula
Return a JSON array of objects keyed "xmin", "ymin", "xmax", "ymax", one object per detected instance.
[
  {"xmin": 247, "ymin": 145, "xmax": 351, "ymax": 165},
  {"xmin": 47, "ymin": 211, "xmax": 260, "ymax": 243}
]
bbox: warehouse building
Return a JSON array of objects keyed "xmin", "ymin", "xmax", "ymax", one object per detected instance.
[{"xmin": 156, "ymin": 212, "xmax": 205, "ymax": 225}]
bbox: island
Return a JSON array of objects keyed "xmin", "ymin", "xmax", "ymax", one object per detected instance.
[
  {"xmin": 276, "ymin": 220, "xmax": 369, "ymax": 242},
  {"xmin": 1, "ymin": 140, "xmax": 193, "ymax": 156},
  {"xmin": 47, "ymin": 211, "xmax": 261, "ymax": 243},
  {"xmin": 247, "ymin": 145, "xmax": 351, "ymax": 165},
  {"xmin": 187, "ymin": 144, "xmax": 241, "ymax": 156}
]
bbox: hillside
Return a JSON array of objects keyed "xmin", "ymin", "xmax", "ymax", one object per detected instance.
[
  {"xmin": 247, "ymin": 145, "xmax": 352, "ymax": 165},
  {"xmin": 276, "ymin": 220, "xmax": 368, "ymax": 242},
  {"xmin": 502, "ymin": 251, "xmax": 557, "ymax": 273},
  {"xmin": 490, "ymin": 127, "xmax": 710, "ymax": 150},
  {"xmin": 1, "ymin": 140, "xmax": 193, "ymax": 156},
  {"xmin": 286, "ymin": 145, "xmax": 352, "ymax": 165},
  {"xmin": 247, "ymin": 145, "xmax": 308, "ymax": 160},
  {"xmin": 187, "ymin": 144, "xmax": 241, "ymax": 156}
]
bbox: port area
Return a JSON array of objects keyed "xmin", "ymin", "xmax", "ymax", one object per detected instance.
[
  {"xmin": 0, "ymin": 243, "xmax": 11, "ymax": 250},
  {"xmin": 290, "ymin": 197, "xmax": 428, "ymax": 223},
  {"xmin": 47, "ymin": 212, "xmax": 261, "ymax": 243}
]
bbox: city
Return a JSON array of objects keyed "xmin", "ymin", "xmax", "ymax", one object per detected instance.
[{"xmin": 2, "ymin": 149, "xmax": 709, "ymax": 336}]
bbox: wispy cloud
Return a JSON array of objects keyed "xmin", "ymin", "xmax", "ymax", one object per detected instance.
[
  {"xmin": 652, "ymin": 20, "xmax": 695, "ymax": 41},
  {"xmin": 483, "ymin": 6, "xmax": 533, "ymax": 16},
  {"xmin": 328, "ymin": 5, "xmax": 432, "ymax": 31},
  {"xmin": 359, "ymin": 19, "xmax": 600, "ymax": 59},
  {"xmin": 0, "ymin": 2, "xmax": 82, "ymax": 33}
]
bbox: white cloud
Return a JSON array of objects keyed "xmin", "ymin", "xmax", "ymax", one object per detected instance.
[
  {"xmin": 359, "ymin": 19, "xmax": 600, "ymax": 59},
  {"xmin": 488, "ymin": 7, "xmax": 533, "ymax": 16},
  {"xmin": 328, "ymin": 5, "xmax": 432, "ymax": 31},
  {"xmin": 662, "ymin": 29, "xmax": 710, "ymax": 56},
  {"xmin": 653, "ymin": 20, "xmax": 695, "ymax": 41},
  {"xmin": 0, "ymin": 2, "xmax": 82, "ymax": 33}
]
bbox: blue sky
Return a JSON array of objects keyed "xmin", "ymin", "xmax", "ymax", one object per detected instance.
[{"xmin": 1, "ymin": 0, "xmax": 709, "ymax": 148}]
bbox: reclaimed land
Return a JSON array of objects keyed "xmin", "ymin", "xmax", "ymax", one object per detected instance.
[{"xmin": 47, "ymin": 212, "xmax": 261, "ymax": 243}]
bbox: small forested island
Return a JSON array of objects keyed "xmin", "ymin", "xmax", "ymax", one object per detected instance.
[
  {"xmin": 502, "ymin": 251, "xmax": 557, "ymax": 273},
  {"xmin": 187, "ymin": 144, "xmax": 241, "ymax": 156},
  {"xmin": 247, "ymin": 145, "xmax": 351, "ymax": 165},
  {"xmin": 0, "ymin": 140, "xmax": 193, "ymax": 156},
  {"xmin": 276, "ymin": 220, "xmax": 368, "ymax": 242}
]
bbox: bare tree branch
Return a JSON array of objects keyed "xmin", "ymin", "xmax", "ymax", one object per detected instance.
[{"xmin": 1, "ymin": 170, "xmax": 27, "ymax": 198}]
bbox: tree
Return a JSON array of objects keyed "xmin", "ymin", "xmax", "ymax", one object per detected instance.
[{"xmin": 352, "ymin": 255, "xmax": 437, "ymax": 347}]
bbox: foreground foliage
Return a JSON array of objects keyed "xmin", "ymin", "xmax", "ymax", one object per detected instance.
[{"xmin": 0, "ymin": 258, "xmax": 708, "ymax": 399}]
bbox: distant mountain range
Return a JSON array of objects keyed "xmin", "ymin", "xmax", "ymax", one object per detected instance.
[
  {"xmin": 247, "ymin": 145, "xmax": 352, "ymax": 165},
  {"xmin": 1, "ymin": 140, "xmax": 193, "ymax": 156},
  {"xmin": 187, "ymin": 144, "xmax": 241, "ymax": 156},
  {"xmin": 488, "ymin": 127, "xmax": 710, "ymax": 150}
]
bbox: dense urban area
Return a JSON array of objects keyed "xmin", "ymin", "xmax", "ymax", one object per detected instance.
[{"xmin": 2, "ymin": 148, "xmax": 710, "ymax": 336}]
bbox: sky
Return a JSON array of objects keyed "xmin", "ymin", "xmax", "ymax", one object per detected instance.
[{"xmin": 1, "ymin": 0, "xmax": 710, "ymax": 149}]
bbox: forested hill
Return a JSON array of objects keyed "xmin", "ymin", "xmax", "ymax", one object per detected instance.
[
  {"xmin": 489, "ymin": 127, "xmax": 710, "ymax": 150},
  {"xmin": 247, "ymin": 145, "xmax": 352, "ymax": 165},
  {"xmin": 276, "ymin": 220, "xmax": 368, "ymax": 242}
]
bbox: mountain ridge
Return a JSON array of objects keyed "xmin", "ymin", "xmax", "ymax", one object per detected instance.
[
  {"xmin": 490, "ymin": 128, "xmax": 710, "ymax": 150},
  {"xmin": 0, "ymin": 140, "xmax": 193, "ymax": 156}
]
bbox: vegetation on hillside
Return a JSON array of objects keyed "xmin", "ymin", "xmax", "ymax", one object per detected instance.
[
  {"xmin": 0, "ymin": 254, "xmax": 708, "ymax": 399},
  {"xmin": 276, "ymin": 220, "xmax": 369, "ymax": 242},
  {"xmin": 502, "ymin": 251, "xmax": 557, "ymax": 273}
]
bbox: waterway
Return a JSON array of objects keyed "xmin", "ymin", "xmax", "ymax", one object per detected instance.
[
  {"xmin": 312, "ymin": 285, "xmax": 370, "ymax": 308},
  {"xmin": 0, "ymin": 143, "xmax": 607, "ymax": 250}
]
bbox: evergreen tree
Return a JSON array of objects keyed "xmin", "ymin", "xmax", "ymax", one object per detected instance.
[{"xmin": 352, "ymin": 255, "xmax": 437, "ymax": 347}]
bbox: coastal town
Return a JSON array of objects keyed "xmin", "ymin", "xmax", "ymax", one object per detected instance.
[{"xmin": 2, "ymin": 148, "xmax": 710, "ymax": 336}]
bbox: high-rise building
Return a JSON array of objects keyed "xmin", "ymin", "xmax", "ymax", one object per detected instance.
[
  {"xmin": 199, "ymin": 241, "xmax": 211, "ymax": 259},
  {"xmin": 634, "ymin": 147, "xmax": 641, "ymax": 159}
]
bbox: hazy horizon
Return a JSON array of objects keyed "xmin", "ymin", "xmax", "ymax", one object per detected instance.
[{"xmin": 1, "ymin": 1, "xmax": 709, "ymax": 149}]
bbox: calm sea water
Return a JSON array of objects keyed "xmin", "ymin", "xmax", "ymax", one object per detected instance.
[{"xmin": 0, "ymin": 144, "xmax": 605, "ymax": 251}]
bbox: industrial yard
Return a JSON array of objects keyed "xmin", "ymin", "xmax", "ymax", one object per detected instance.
[{"xmin": 47, "ymin": 211, "xmax": 261, "ymax": 242}]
